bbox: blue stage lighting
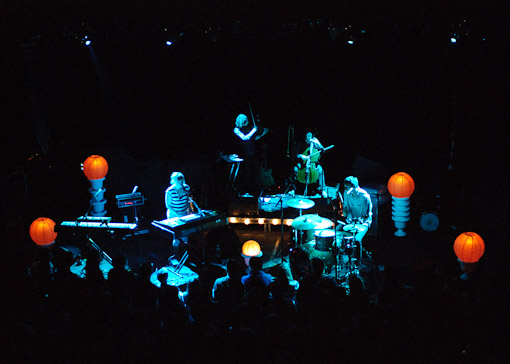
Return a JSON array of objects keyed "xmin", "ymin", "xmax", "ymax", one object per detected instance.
[
  {"xmin": 450, "ymin": 37, "xmax": 457, "ymax": 43},
  {"xmin": 166, "ymin": 40, "xmax": 172, "ymax": 46},
  {"xmin": 81, "ymin": 35, "xmax": 91, "ymax": 46},
  {"xmin": 347, "ymin": 40, "xmax": 354, "ymax": 45}
]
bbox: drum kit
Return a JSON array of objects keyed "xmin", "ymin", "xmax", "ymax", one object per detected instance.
[{"xmin": 286, "ymin": 196, "xmax": 367, "ymax": 280}]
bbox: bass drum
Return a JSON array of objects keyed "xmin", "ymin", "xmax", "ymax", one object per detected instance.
[
  {"xmin": 289, "ymin": 244, "xmax": 312, "ymax": 281},
  {"xmin": 420, "ymin": 211, "xmax": 439, "ymax": 232},
  {"xmin": 289, "ymin": 242, "xmax": 335, "ymax": 279}
]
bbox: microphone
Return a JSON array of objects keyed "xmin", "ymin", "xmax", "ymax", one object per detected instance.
[
  {"xmin": 132, "ymin": 185, "xmax": 138, "ymax": 194},
  {"xmin": 94, "ymin": 188, "xmax": 103, "ymax": 198}
]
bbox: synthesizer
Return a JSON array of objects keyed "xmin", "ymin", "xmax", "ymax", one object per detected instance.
[
  {"xmin": 59, "ymin": 220, "xmax": 138, "ymax": 230},
  {"xmin": 151, "ymin": 210, "xmax": 227, "ymax": 237}
]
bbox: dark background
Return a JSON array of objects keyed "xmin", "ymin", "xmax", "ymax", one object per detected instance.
[{"xmin": 1, "ymin": 1, "xmax": 507, "ymax": 269}]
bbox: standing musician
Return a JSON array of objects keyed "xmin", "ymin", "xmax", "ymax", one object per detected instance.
[
  {"xmin": 233, "ymin": 113, "xmax": 268, "ymax": 195},
  {"xmin": 165, "ymin": 172, "xmax": 192, "ymax": 259},
  {"xmin": 294, "ymin": 131, "xmax": 327, "ymax": 197},
  {"xmin": 340, "ymin": 176, "xmax": 373, "ymax": 259}
]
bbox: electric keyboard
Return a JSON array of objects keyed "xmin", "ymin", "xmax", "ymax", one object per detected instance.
[
  {"xmin": 152, "ymin": 210, "xmax": 227, "ymax": 237},
  {"xmin": 59, "ymin": 221, "xmax": 138, "ymax": 230}
]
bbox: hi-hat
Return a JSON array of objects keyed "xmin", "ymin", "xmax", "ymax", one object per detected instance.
[
  {"xmin": 343, "ymin": 224, "xmax": 363, "ymax": 233},
  {"xmin": 287, "ymin": 198, "xmax": 315, "ymax": 210}
]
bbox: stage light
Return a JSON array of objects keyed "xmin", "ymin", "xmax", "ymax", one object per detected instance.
[
  {"xmin": 454, "ymin": 232, "xmax": 485, "ymax": 280},
  {"xmin": 229, "ymin": 217, "xmax": 237, "ymax": 223},
  {"xmin": 244, "ymin": 218, "xmax": 250, "ymax": 225},
  {"xmin": 271, "ymin": 219, "xmax": 279, "ymax": 225},
  {"xmin": 166, "ymin": 41, "xmax": 172, "ymax": 46},
  {"xmin": 81, "ymin": 35, "xmax": 91, "ymax": 46},
  {"xmin": 454, "ymin": 232, "xmax": 485, "ymax": 263},
  {"xmin": 82, "ymin": 155, "xmax": 108, "ymax": 180},
  {"xmin": 450, "ymin": 37, "xmax": 457, "ymax": 43},
  {"xmin": 241, "ymin": 240, "xmax": 262, "ymax": 258},
  {"xmin": 258, "ymin": 218, "xmax": 264, "ymax": 225},
  {"xmin": 388, "ymin": 172, "xmax": 415, "ymax": 237},
  {"xmin": 29, "ymin": 217, "xmax": 58, "ymax": 247}
]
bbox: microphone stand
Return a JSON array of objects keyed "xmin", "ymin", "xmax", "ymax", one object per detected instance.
[
  {"xmin": 276, "ymin": 183, "xmax": 293, "ymax": 264},
  {"xmin": 190, "ymin": 198, "xmax": 204, "ymax": 216}
]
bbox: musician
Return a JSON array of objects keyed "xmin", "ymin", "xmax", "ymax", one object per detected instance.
[
  {"xmin": 294, "ymin": 131, "xmax": 326, "ymax": 196},
  {"xmin": 165, "ymin": 172, "xmax": 192, "ymax": 218},
  {"xmin": 233, "ymin": 114, "xmax": 267, "ymax": 195},
  {"xmin": 341, "ymin": 176, "xmax": 373, "ymax": 254},
  {"xmin": 165, "ymin": 172, "xmax": 192, "ymax": 259}
]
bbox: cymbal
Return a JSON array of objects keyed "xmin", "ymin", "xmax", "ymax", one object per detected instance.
[
  {"xmin": 314, "ymin": 217, "xmax": 333, "ymax": 230},
  {"xmin": 343, "ymin": 224, "xmax": 363, "ymax": 232},
  {"xmin": 294, "ymin": 214, "xmax": 323, "ymax": 224},
  {"xmin": 287, "ymin": 198, "xmax": 315, "ymax": 210},
  {"xmin": 292, "ymin": 215, "xmax": 318, "ymax": 230}
]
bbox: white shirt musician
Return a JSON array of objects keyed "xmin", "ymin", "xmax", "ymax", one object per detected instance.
[
  {"xmin": 342, "ymin": 176, "xmax": 373, "ymax": 244},
  {"xmin": 165, "ymin": 172, "xmax": 192, "ymax": 219}
]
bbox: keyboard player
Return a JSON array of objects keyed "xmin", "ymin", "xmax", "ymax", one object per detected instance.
[{"xmin": 165, "ymin": 172, "xmax": 193, "ymax": 259}]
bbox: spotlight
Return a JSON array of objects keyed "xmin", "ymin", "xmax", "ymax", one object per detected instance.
[
  {"xmin": 347, "ymin": 39, "xmax": 354, "ymax": 45},
  {"xmin": 165, "ymin": 40, "xmax": 172, "ymax": 46},
  {"xmin": 450, "ymin": 37, "xmax": 457, "ymax": 43},
  {"xmin": 81, "ymin": 35, "xmax": 91, "ymax": 46}
]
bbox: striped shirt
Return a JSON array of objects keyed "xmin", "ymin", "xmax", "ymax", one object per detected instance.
[{"xmin": 165, "ymin": 187, "xmax": 190, "ymax": 218}]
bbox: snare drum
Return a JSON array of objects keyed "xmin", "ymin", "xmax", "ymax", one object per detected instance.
[
  {"xmin": 341, "ymin": 236, "xmax": 356, "ymax": 256},
  {"xmin": 314, "ymin": 229, "xmax": 335, "ymax": 251}
]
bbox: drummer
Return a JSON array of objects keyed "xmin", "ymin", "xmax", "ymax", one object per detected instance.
[{"xmin": 340, "ymin": 176, "xmax": 373, "ymax": 247}]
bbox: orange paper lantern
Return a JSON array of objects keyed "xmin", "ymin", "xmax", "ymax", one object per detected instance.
[
  {"xmin": 82, "ymin": 155, "xmax": 108, "ymax": 180},
  {"xmin": 388, "ymin": 172, "xmax": 415, "ymax": 198},
  {"xmin": 29, "ymin": 217, "xmax": 58, "ymax": 246},
  {"xmin": 242, "ymin": 240, "xmax": 262, "ymax": 257},
  {"xmin": 454, "ymin": 232, "xmax": 485, "ymax": 263}
]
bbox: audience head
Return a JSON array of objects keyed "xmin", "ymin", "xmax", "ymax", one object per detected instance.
[
  {"xmin": 311, "ymin": 258, "xmax": 324, "ymax": 276},
  {"xmin": 112, "ymin": 254, "xmax": 128, "ymax": 270},
  {"xmin": 249, "ymin": 256, "xmax": 263, "ymax": 272},
  {"xmin": 138, "ymin": 262, "xmax": 153, "ymax": 280},
  {"xmin": 226, "ymin": 259, "xmax": 241, "ymax": 277},
  {"xmin": 348, "ymin": 275, "xmax": 365, "ymax": 295},
  {"xmin": 157, "ymin": 270, "xmax": 169, "ymax": 286}
]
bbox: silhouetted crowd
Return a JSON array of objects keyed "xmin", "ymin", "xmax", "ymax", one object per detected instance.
[{"xmin": 1, "ymin": 246, "xmax": 507, "ymax": 363}]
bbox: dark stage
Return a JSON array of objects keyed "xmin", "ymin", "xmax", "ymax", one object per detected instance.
[{"xmin": 1, "ymin": 2, "xmax": 508, "ymax": 363}]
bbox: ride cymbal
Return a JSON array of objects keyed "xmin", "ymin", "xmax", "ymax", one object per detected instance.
[{"xmin": 287, "ymin": 198, "xmax": 315, "ymax": 209}]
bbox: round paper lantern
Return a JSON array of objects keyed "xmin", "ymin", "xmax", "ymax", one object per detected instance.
[
  {"xmin": 454, "ymin": 232, "xmax": 485, "ymax": 263},
  {"xmin": 388, "ymin": 172, "xmax": 415, "ymax": 198},
  {"xmin": 241, "ymin": 240, "xmax": 263, "ymax": 258},
  {"xmin": 82, "ymin": 155, "xmax": 108, "ymax": 180},
  {"xmin": 29, "ymin": 217, "xmax": 58, "ymax": 247}
]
